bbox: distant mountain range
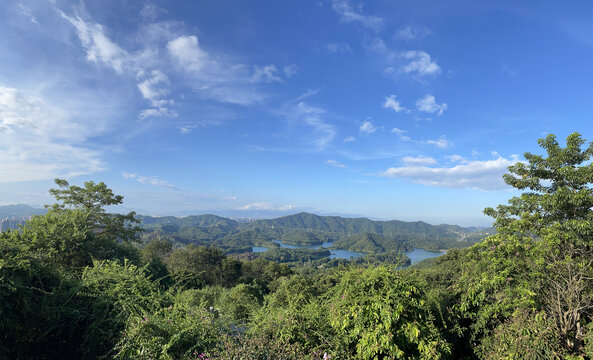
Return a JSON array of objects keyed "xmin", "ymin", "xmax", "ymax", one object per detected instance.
[
  {"xmin": 138, "ymin": 212, "xmax": 494, "ymax": 252},
  {"xmin": 1, "ymin": 205, "xmax": 494, "ymax": 251},
  {"xmin": 0, "ymin": 204, "xmax": 47, "ymax": 218}
]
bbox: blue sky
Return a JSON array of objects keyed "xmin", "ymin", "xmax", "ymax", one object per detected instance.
[{"xmin": 0, "ymin": 0, "xmax": 591, "ymax": 226}]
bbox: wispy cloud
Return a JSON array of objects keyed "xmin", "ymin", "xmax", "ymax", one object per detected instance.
[
  {"xmin": 57, "ymin": 6, "xmax": 276, "ymax": 117},
  {"xmin": 378, "ymin": 155, "xmax": 520, "ymax": 190},
  {"xmin": 167, "ymin": 35, "xmax": 208, "ymax": 72},
  {"xmin": 360, "ymin": 120, "xmax": 378, "ymax": 134},
  {"xmin": 366, "ymin": 39, "xmax": 441, "ymax": 79},
  {"xmin": 0, "ymin": 86, "xmax": 105, "ymax": 183},
  {"xmin": 326, "ymin": 42, "xmax": 352, "ymax": 54},
  {"xmin": 326, "ymin": 159, "xmax": 347, "ymax": 168},
  {"xmin": 251, "ymin": 64, "xmax": 283, "ymax": 83},
  {"xmin": 423, "ymin": 136, "xmax": 451, "ymax": 149},
  {"xmin": 283, "ymin": 64, "xmax": 298, "ymax": 78},
  {"xmin": 237, "ymin": 202, "xmax": 296, "ymax": 211},
  {"xmin": 402, "ymin": 155, "xmax": 437, "ymax": 165},
  {"xmin": 391, "ymin": 128, "xmax": 411, "ymax": 141},
  {"xmin": 416, "ymin": 94, "xmax": 447, "ymax": 115},
  {"xmin": 167, "ymin": 34, "xmax": 269, "ymax": 105},
  {"xmin": 56, "ymin": 7, "xmax": 177, "ymax": 119},
  {"xmin": 401, "ymin": 51, "xmax": 441, "ymax": 76},
  {"xmin": 383, "ymin": 95, "xmax": 407, "ymax": 113},
  {"xmin": 395, "ymin": 25, "xmax": 430, "ymax": 41},
  {"xmin": 15, "ymin": 4, "xmax": 39, "ymax": 25},
  {"xmin": 446, "ymin": 154, "xmax": 467, "ymax": 163},
  {"xmin": 123, "ymin": 172, "xmax": 179, "ymax": 190},
  {"xmin": 331, "ymin": 0, "xmax": 384, "ymax": 32},
  {"xmin": 344, "ymin": 136, "xmax": 356, "ymax": 143},
  {"xmin": 278, "ymin": 101, "xmax": 336, "ymax": 151}
]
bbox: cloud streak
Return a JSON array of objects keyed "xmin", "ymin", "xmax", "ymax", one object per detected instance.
[
  {"xmin": 123, "ymin": 172, "xmax": 179, "ymax": 189},
  {"xmin": 378, "ymin": 156, "xmax": 520, "ymax": 190},
  {"xmin": 0, "ymin": 86, "xmax": 105, "ymax": 183},
  {"xmin": 383, "ymin": 95, "xmax": 407, "ymax": 113},
  {"xmin": 416, "ymin": 94, "xmax": 447, "ymax": 115},
  {"xmin": 331, "ymin": 0, "xmax": 384, "ymax": 32}
]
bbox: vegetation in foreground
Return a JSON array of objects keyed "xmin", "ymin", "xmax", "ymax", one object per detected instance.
[{"xmin": 1, "ymin": 132, "xmax": 593, "ymax": 359}]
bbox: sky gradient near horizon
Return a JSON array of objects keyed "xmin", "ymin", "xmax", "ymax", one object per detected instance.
[{"xmin": 1, "ymin": 0, "xmax": 592, "ymax": 226}]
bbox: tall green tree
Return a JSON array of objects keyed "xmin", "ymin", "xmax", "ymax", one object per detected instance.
[
  {"xmin": 483, "ymin": 132, "xmax": 593, "ymax": 353},
  {"xmin": 47, "ymin": 178, "xmax": 141, "ymax": 244}
]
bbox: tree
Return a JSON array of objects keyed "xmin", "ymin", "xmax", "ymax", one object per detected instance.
[
  {"xmin": 330, "ymin": 266, "xmax": 450, "ymax": 359},
  {"xmin": 484, "ymin": 132, "xmax": 593, "ymax": 353},
  {"xmin": 47, "ymin": 178, "xmax": 141, "ymax": 244},
  {"xmin": 15, "ymin": 179, "xmax": 142, "ymax": 267}
]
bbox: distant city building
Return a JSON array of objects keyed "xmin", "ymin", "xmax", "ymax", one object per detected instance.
[{"xmin": 0, "ymin": 216, "xmax": 31, "ymax": 231}]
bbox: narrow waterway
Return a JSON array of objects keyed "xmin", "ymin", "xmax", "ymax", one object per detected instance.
[{"xmin": 252, "ymin": 240, "xmax": 445, "ymax": 263}]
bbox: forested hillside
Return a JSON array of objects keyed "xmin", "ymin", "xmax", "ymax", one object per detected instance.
[
  {"xmin": 2, "ymin": 133, "xmax": 593, "ymax": 359},
  {"xmin": 138, "ymin": 210, "xmax": 490, "ymax": 253}
]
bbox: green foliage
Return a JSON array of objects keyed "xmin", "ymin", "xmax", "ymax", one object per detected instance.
[
  {"xmin": 453, "ymin": 235, "xmax": 539, "ymax": 350},
  {"xmin": 239, "ymin": 258, "xmax": 293, "ymax": 293},
  {"xmin": 48, "ymin": 178, "xmax": 142, "ymax": 244},
  {"xmin": 329, "ymin": 266, "xmax": 450, "ymax": 359},
  {"xmin": 478, "ymin": 310, "xmax": 563, "ymax": 359},
  {"xmin": 114, "ymin": 302, "xmax": 219, "ymax": 359},
  {"xmin": 213, "ymin": 334, "xmax": 308, "ymax": 360},
  {"xmin": 333, "ymin": 232, "xmax": 411, "ymax": 254},
  {"xmin": 482, "ymin": 133, "xmax": 593, "ymax": 353},
  {"xmin": 78, "ymin": 259, "xmax": 168, "ymax": 358},
  {"xmin": 259, "ymin": 247, "xmax": 331, "ymax": 263},
  {"xmin": 280, "ymin": 230, "xmax": 332, "ymax": 245},
  {"xmin": 0, "ymin": 232, "xmax": 77, "ymax": 358},
  {"xmin": 167, "ymin": 245, "xmax": 226, "ymax": 286},
  {"xmin": 248, "ymin": 275, "xmax": 338, "ymax": 356},
  {"xmin": 218, "ymin": 283, "xmax": 263, "ymax": 324}
]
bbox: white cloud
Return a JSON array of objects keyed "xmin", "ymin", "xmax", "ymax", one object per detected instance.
[
  {"xmin": 447, "ymin": 154, "xmax": 467, "ymax": 163},
  {"xmin": 326, "ymin": 159, "xmax": 347, "ymax": 168},
  {"xmin": 296, "ymin": 102, "xmax": 335, "ymax": 149},
  {"xmin": 379, "ymin": 156, "xmax": 520, "ymax": 190},
  {"xmin": 167, "ymin": 35, "xmax": 208, "ymax": 72},
  {"xmin": 140, "ymin": 4, "xmax": 167, "ymax": 21},
  {"xmin": 57, "ymin": 9, "xmax": 178, "ymax": 118},
  {"xmin": 360, "ymin": 120, "xmax": 378, "ymax": 134},
  {"xmin": 139, "ymin": 107, "xmax": 178, "ymax": 120},
  {"xmin": 0, "ymin": 86, "xmax": 105, "ymax": 183},
  {"xmin": 57, "ymin": 10, "xmax": 130, "ymax": 74},
  {"xmin": 366, "ymin": 40, "xmax": 440, "ymax": 80},
  {"xmin": 122, "ymin": 172, "xmax": 178, "ymax": 189},
  {"xmin": 401, "ymin": 51, "xmax": 441, "ymax": 76},
  {"xmin": 251, "ymin": 64, "xmax": 283, "ymax": 83},
  {"xmin": 424, "ymin": 136, "xmax": 451, "ymax": 149},
  {"xmin": 395, "ymin": 25, "xmax": 430, "ymax": 41},
  {"xmin": 416, "ymin": 94, "xmax": 447, "ymax": 115},
  {"xmin": 237, "ymin": 202, "xmax": 296, "ymax": 211},
  {"xmin": 383, "ymin": 94, "xmax": 407, "ymax": 113},
  {"xmin": 391, "ymin": 128, "xmax": 411, "ymax": 141},
  {"xmin": 136, "ymin": 70, "xmax": 176, "ymax": 118},
  {"xmin": 279, "ymin": 101, "xmax": 336, "ymax": 151},
  {"xmin": 167, "ymin": 35, "xmax": 267, "ymax": 105},
  {"xmin": 15, "ymin": 4, "xmax": 39, "ymax": 25},
  {"xmin": 326, "ymin": 42, "xmax": 352, "ymax": 54},
  {"xmin": 402, "ymin": 155, "xmax": 437, "ymax": 165},
  {"xmin": 331, "ymin": 0, "xmax": 384, "ymax": 32},
  {"xmin": 283, "ymin": 64, "xmax": 298, "ymax": 78},
  {"xmin": 344, "ymin": 136, "xmax": 355, "ymax": 143},
  {"xmin": 178, "ymin": 124, "xmax": 197, "ymax": 134}
]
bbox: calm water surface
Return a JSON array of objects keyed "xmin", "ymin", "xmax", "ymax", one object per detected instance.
[
  {"xmin": 251, "ymin": 240, "xmax": 363, "ymax": 260},
  {"xmin": 251, "ymin": 241, "xmax": 444, "ymax": 262}
]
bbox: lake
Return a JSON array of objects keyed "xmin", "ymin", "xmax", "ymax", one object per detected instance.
[
  {"xmin": 252, "ymin": 240, "xmax": 445, "ymax": 263},
  {"xmin": 252, "ymin": 240, "xmax": 363, "ymax": 260}
]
